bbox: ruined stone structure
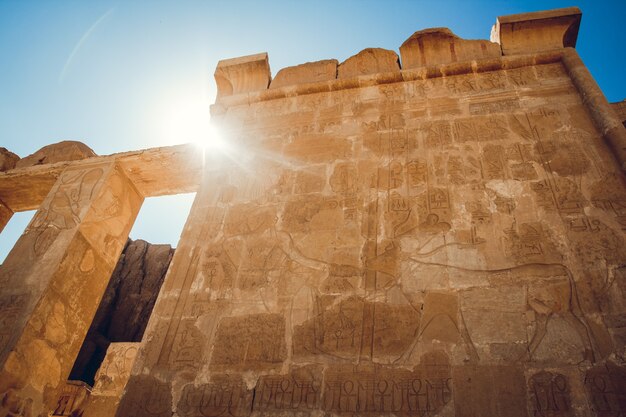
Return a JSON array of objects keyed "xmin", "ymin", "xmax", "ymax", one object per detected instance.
[{"xmin": 1, "ymin": 7, "xmax": 625, "ymax": 417}]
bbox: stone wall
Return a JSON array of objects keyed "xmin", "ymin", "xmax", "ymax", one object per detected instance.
[
  {"xmin": 0, "ymin": 6, "xmax": 625, "ymax": 417},
  {"xmin": 114, "ymin": 7, "xmax": 626, "ymax": 417}
]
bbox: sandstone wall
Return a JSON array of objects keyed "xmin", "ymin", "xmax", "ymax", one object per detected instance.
[
  {"xmin": 115, "ymin": 8, "xmax": 626, "ymax": 417},
  {"xmin": 0, "ymin": 7, "xmax": 625, "ymax": 417}
]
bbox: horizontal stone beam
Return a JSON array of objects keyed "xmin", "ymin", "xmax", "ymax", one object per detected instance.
[{"xmin": 0, "ymin": 144, "xmax": 203, "ymax": 212}]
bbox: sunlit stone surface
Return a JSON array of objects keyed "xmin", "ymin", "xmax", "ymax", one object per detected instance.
[{"xmin": 0, "ymin": 7, "xmax": 625, "ymax": 417}]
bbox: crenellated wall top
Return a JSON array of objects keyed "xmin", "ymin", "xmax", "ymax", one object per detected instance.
[{"xmin": 213, "ymin": 7, "xmax": 582, "ymax": 104}]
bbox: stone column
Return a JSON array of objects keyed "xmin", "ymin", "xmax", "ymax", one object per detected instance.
[
  {"xmin": 561, "ymin": 47, "xmax": 626, "ymax": 172},
  {"xmin": 0, "ymin": 161, "xmax": 143, "ymax": 415},
  {"xmin": 0, "ymin": 200, "xmax": 12, "ymax": 234}
]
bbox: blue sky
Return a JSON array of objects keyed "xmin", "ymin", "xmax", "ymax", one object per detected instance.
[{"xmin": 1, "ymin": 0, "xmax": 625, "ymax": 259}]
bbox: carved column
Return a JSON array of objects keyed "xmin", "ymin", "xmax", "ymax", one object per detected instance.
[
  {"xmin": 0, "ymin": 161, "xmax": 143, "ymax": 415},
  {"xmin": 0, "ymin": 200, "xmax": 12, "ymax": 234}
]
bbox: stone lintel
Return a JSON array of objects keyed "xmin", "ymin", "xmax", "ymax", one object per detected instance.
[
  {"xmin": 491, "ymin": 7, "xmax": 582, "ymax": 55},
  {"xmin": 214, "ymin": 52, "xmax": 271, "ymax": 100},
  {"xmin": 0, "ymin": 144, "xmax": 203, "ymax": 212}
]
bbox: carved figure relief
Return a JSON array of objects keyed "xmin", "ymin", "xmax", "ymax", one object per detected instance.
[
  {"xmin": 29, "ymin": 167, "xmax": 104, "ymax": 256},
  {"xmin": 528, "ymin": 371, "xmax": 573, "ymax": 417}
]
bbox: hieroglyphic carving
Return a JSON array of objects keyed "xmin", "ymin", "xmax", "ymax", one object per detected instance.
[
  {"xmin": 177, "ymin": 375, "xmax": 252, "ymax": 417},
  {"xmin": 210, "ymin": 313, "xmax": 286, "ymax": 370},
  {"xmin": 528, "ymin": 371, "xmax": 573, "ymax": 417},
  {"xmin": 293, "ymin": 296, "xmax": 420, "ymax": 361},
  {"xmin": 322, "ymin": 353, "xmax": 451, "ymax": 415},
  {"xmin": 585, "ymin": 362, "xmax": 626, "ymax": 417},
  {"xmin": 253, "ymin": 366, "xmax": 322, "ymax": 412},
  {"xmin": 51, "ymin": 382, "xmax": 91, "ymax": 416},
  {"xmin": 93, "ymin": 343, "xmax": 139, "ymax": 396}
]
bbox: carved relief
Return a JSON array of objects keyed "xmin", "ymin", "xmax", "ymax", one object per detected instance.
[
  {"xmin": 293, "ymin": 296, "xmax": 420, "ymax": 361},
  {"xmin": 210, "ymin": 313, "xmax": 287, "ymax": 370},
  {"xmin": 585, "ymin": 362, "xmax": 626, "ymax": 417},
  {"xmin": 93, "ymin": 343, "xmax": 139, "ymax": 396},
  {"xmin": 253, "ymin": 366, "xmax": 322, "ymax": 412},
  {"xmin": 322, "ymin": 352, "xmax": 451, "ymax": 415},
  {"xmin": 177, "ymin": 375, "xmax": 252, "ymax": 417},
  {"xmin": 0, "ymin": 389, "xmax": 33, "ymax": 417},
  {"xmin": 528, "ymin": 371, "xmax": 573, "ymax": 417},
  {"xmin": 51, "ymin": 381, "xmax": 90, "ymax": 417},
  {"xmin": 28, "ymin": 167, "xmax": 104, "ymax": 256}
]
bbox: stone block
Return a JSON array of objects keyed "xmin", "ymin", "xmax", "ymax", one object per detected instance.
[
  {"xmin": 15, "ymin": 141, "xmax": 95, "ymax": 169},
  {"xmin": 270, "ymin": 59, "xmax": 337, "ymax": 88},
  {"xmin": 0, "ymin": 148, "xmax": 19, "ymax": 172},
  {"xmin": 491, "ymin": 7, "xmax": 582, "ymax": 55},
  {"xmin": 400, "ymin": 27, "xmax": 501, "ymax": 69},
  {"xmin": 214, "ymin": 52, "xmax": 271, "ymax": 99},
  {"xmin": 337, "ymin": 48, "xmax": 400, "ymax": 78}
]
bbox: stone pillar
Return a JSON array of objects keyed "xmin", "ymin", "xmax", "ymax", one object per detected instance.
[
  {"xmin": 0, "ymin": 161, "xmax": 143, "ymax": 415},
  {"xmin": 0, "ymin": 199, "xmax": 12, "ymax": 234},
  {"xmin": 561, "ymin": 47, "xmax": 626, "ymax": 172}
]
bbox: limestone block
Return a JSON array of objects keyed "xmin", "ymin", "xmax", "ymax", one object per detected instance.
[
  {"xmin": 214, "ymin": 52, "xmax": 271, "ymax": 99},
  {"xmin": 400, "ymin": 28, "xmax": 501, "ymax": 69},
  {"xmin": 491, "ymin": 7, "xmax": 582, "ymax": 55},
  {"xmin": 92, "ymin": 343, "xmax": 138, "ymax": 396},
  {"xmin": 0, "ymin": 148, "xmax": 19, "ymax": 172},
  {"xmin": 270, "ymin": 59, "xmax": 338, "ymax": 89},
  {"xmin": 15, "ymin": 141, "xmax": 96, "ymax": 169},
  {"xmin": 337, "ymin": 48, "xmax": 400, "ymax": 79}
]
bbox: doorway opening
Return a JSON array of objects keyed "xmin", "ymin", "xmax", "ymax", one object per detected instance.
[{"xmin": 68, "ymin": 192, "xmax": 196, "ymax": 386}]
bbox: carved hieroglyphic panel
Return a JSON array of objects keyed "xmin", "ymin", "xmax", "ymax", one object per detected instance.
[
  {"xmin": 322, "ymin": 352, "xmax": 451, "ymax": 415},
  {"xmin": 210, "ymin": 313, "xmax": 287, "ymax": 371},
  {"xmin": 92, "ymin": 343, "xmax": 139, "ymax": 396}
]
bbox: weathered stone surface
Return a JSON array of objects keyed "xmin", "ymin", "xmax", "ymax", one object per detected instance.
[
  {"xmin": 1, "ymin": 7, "xmax": 626, "ymax": 417},
  {"xmin": 0, "ymin": 148, "xmax": 19, "ymax": 172},
  {"xmin": 338, "ymin": 48, "xmax": 399, "ymax": 78},
  {"xmin": 612, "ymin": 99, "xmax": 626, "ymax": 126},
  {"xmin": 15, "ymin": 140, "xmax": 96, "ymax": 169},
  {"xmin": 214, "ymin": 52, "xmax": 271, "ymax": 99},
  {"xmin": 270, "ymin": 59, "xmax": 338, "ymax": 88},
  {"xmin": 492, "ymin": 7, "xmax": 582, "ymax": 55},
  {"xmin": 400, "ymin": 28, "xmax": 501, "ymax": 68}
]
